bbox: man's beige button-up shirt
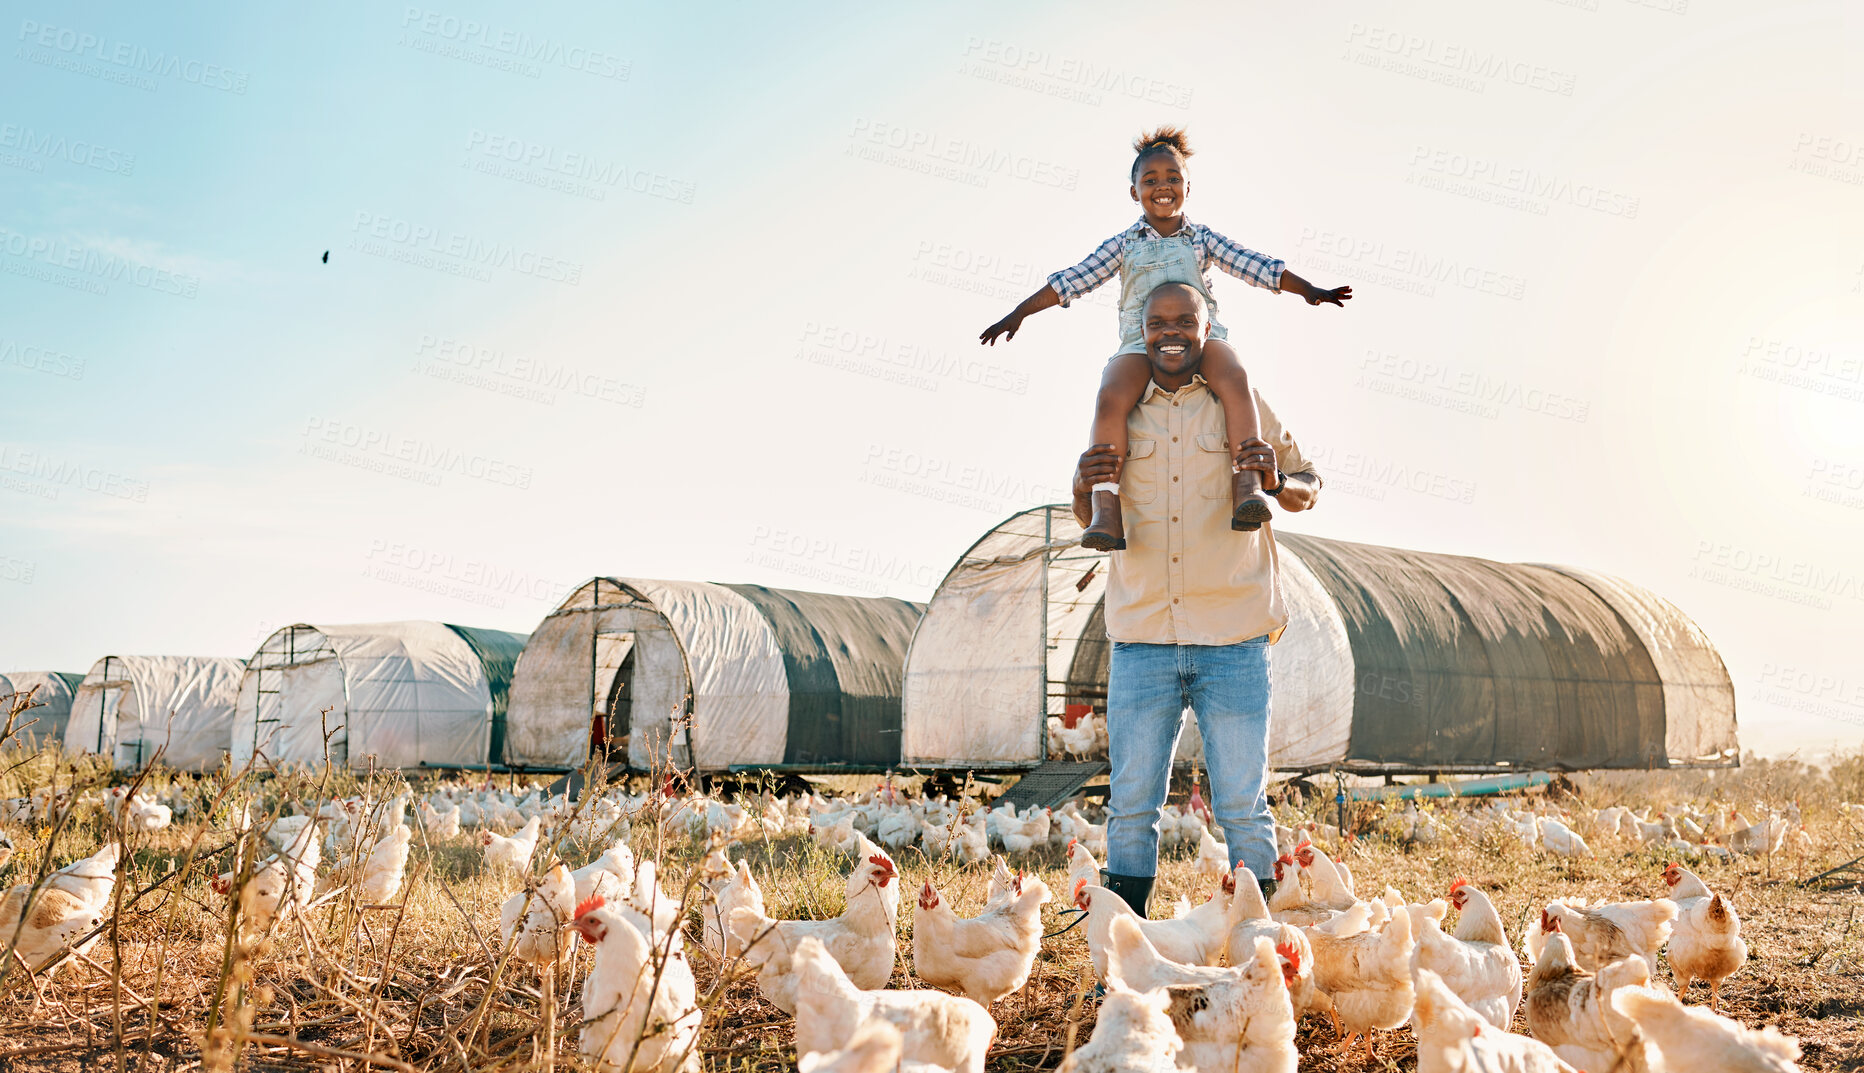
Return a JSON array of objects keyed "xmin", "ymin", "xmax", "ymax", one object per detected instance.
[{"xmin": 1104, "ymin": 377, "xmax": 1317, "ymax": 646}]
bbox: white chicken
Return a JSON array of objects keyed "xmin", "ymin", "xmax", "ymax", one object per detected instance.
[
  {"xmin": 356, "ymin": 823, "xmax": 412, "ymax": 904},
  {"xmin": 1412, "ymin": 965, "xmax": 1578, "ymax": 1073},
  {"xmin": 796, "ymin": 1020, "xmax": 913, "ymax": 1073},
  {"xmin": 213, "ymin": 825, "xmax": 321, "ymax": 938},
  {"xmin": 1304, "ymin": 896, "xmax": 1415, "ymax": 1058},
  {"xmin": 794, "ymin": 935, "xmax": 994, "ymax": 1073},
  {"xmin": 996, "ymin": 807, "xmax": 1051, "ymax": 855},
  {"xmin": 913, "ymin": 873, "xmax": 1048, "ymax": 1004},
  {"xmin": 730, "ymin": 850, "xmax": 900, "ymax": 1014},
  {"xmin": 419, "ymin": 799, "xmax": 461, "ymax": 839},
  {"xmin": 1662, "ymin": 862, "xmax": 1747, "ymax": 1011},
  {"xmin": 1535, "ymin": 817, "xmax": 1591, "ymax": 858},
  {"xmin": 572, "ymin": 895, "xmax": 702, "ymax": 1073},
  {"xmin": 1101, "ymin": 915, "xmax": 1298, "ymax": 1073},
  {"xmin": 1224, "ymin": 865, "xmax": 1329, "ymax": 1024},
  {"xmin": 573, "ymin": 841, "xmax": 637, "ymax": 906},
  {"xmin": 498, "ymin": 862, "xmax": 579, "ymax": 974},
  {"xmin": 48, "ymin": 842, "xmax": 120, "ymax": 911},
  {"xmin": 480, "ymin": 815, "xmax": 541, "ymax": 873},
  {"xmin": 1292, "ymin": 842, "xmax": 1357, "ymax": 911},
  {"xmin": 1523, "ymin": 926, "xmax": 1653, "ymax": 1073},
  {"xmin": 702, "ymin": 858, "xmax": 764, "ymax": 959},
  {"xmin": 1193, "ymin": 825, "xmax": 1230, "ymax": 878},
  {"xmin": 1066, "ymin": 839, "xmax": 1101, "ymax": 897},
  {"xmin": 875, "ymin": 808, "xmax": 919, "ymax": 853},
  {"xmin": 1266, "ymin": 853, "xmax": 1333, "ymax": 927},
  {"xmin": 126, "ymin": 795, "xmax": 172, "ymax": 832},
  {"xmin": 1076, "ymin": 877, "xmax": 1231, "ymax": 975},
  {"xmin": 1726, "ymin": 811, "xmax": 1788, "ymax": 858},
  {"xmin": 813, "ymin": 814, "xmax": 862, "ymax": 858},
  {"xmin": 1526, "ymin": 898, "xmax": 1678, "ymax": 977},
  {"xmin": 1409, "ymin": 879, "xmax": 1522, "ymax": 1030},
  {"xmin": 1613, "ymin": 986, "xmax": 1802, "ymax": 1073},
  {"xmin": 0, "ymin": 884, "xmax": 104, "ymax": 975},
  {"xmin": 1057, "ymin": 985, "xmax": 1182, "ymax": 1073},
  {"xmin": 955, "ymin": 815, "xmax": 990, "ymax": 865},
  {"xmin": 983, "ymin": 856, "xmax": 1017, "ymax": 910},
  {"xmin": 626, "ymin": 859, "xmax": 685, "ymax": 943},
  {"xmin": 1049, "ymin": 711, "xmax": 1101, "ymax": 761}
]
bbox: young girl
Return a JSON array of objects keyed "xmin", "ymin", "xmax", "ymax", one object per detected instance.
[{"xmin": 981, "ymin": 128, "xmax": 1351, "ymax": 550}]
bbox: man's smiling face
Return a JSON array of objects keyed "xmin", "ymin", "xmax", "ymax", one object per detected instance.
[{"xmin": 1143, "ymin": 283, "xmax": 1209, "ymax": 380}]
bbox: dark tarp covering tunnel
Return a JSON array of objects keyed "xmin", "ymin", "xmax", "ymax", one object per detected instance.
[
  {"xmin": 503, "ymin": 578, "xmax": 923, "ymax": 771},
  {"xmin": 903, "ymin": 505, "xmax": 1738, "ymax": 773}
]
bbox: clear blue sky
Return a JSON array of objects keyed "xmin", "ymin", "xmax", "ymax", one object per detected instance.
[{"xmin": 3, "ymin": 1, "xmax": 1860, "ymax": 757}]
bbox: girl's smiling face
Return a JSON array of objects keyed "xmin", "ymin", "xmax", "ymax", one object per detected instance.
[{"xmin": 1130, "ymin": 152, "xmax": 1187, "ymax": 226}]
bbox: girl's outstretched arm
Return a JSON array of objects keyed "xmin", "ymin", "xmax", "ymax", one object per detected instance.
[
  {"xmin": 980, "ymin": 285, "xmax": 1061, "ymax": 345},
  {"xmin": 985, "ymin": 231, "xmax": 1125, "ymax": 344},
  {"xmin": 1276, "ymin": 269, "xmax": 1353, "ymax": 307}
]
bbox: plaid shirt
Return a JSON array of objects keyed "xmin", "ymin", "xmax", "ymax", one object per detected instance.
[{"xmin": 1045, "ymin": 216, "xmax": 1285, "ymax": 306}]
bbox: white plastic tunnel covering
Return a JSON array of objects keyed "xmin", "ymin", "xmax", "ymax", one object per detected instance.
[
  {"xmin": 501, "ymin": 578, "xmax": 924, "ymax": 772},
  {"xmin": 900, "ymin": 505, "xmax": 1353, "ymax": 771},
  {"xmin": 62, "ymin": 657, "xmax": 246, "ymax": 770},
  {"xmin": 901, "ymin": 506, "xmax": 1736, "ymax": 774},
  {"xmin": 1, "ymin": 670, "xmax": 83, "ymax": 749},
  {"xmin": 231, "ymin": 621, "xmax": 529, "ymax": 770}
]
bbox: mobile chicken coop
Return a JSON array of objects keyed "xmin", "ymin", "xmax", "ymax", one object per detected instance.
[
  {"xmin": 63, "ymin": 656, "xmax": 246, "ymax": 770},
  {"xmin": 500, "ymin": 578, "xmax": 924, "ymax": 773},
  {"xmin": 901, "ymin": 505, "xmax": 1739, "ymax": 784},
  {"xmin": 231, "ymin": 621, "xmax": 528, "ymax": 770},
  {"xmin": 1, "ymin": 670, "xmax": 84, "ymax": 750}
]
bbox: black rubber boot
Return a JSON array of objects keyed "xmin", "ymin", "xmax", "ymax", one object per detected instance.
[
  {"xmin": 1258, "ymin": 876, "xmax": 1277, "ymax": 904},
  {"xmin": 1100, "ymin": 871, "xmax": 1155, "ymax": 919}
]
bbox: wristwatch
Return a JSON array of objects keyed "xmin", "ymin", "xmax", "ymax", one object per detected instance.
[{"xmin": 1265, "ymin": 469, "xmax": 1288, "ymax": 496}]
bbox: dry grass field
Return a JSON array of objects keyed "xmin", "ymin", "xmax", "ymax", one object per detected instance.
[{"xmin": 0, "ymin": 728, "xmax": 1860, "ymax": 1073}]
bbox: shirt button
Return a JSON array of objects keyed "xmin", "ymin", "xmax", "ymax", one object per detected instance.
[
  {"xmin": 1173, "ymin": 597, "xmax": 1180, "ymax": 604},
  {"xmin": 1173, "ymin": 401, "xmax": 1180, "ymax": 407},
  {"xmin": 1172, "ymin": 556, "xmax": 1179, "ymax": 563},
  {"xmin": 1171, "ymin": 476, "xmax": 1178, "ymax": 482},
  {"xmin": 1171, "ymin": 516, "xmax": 1178, "ymax": 522},
  {"xmin": 1171, "ymin": 436, "xmax": 1178, "ymax": 442}
]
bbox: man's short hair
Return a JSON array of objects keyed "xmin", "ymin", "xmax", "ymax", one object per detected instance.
[{"xmin": 1143, "ymin": 280, "xmax": 1207, "ymax": 315}]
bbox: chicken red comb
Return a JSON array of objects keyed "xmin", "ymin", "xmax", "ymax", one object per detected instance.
[
  {"xmin": 1663, "ymin": 861, "xmax": 1680, "ymax": 871},
  {"xmin": 573, "ymin": 894, "xmax": 605, "ymax": 921},
  {"xmin": 1013, "ymin": 871, "xmax": 1025, "ymax": 894},
  {"xmin": 1449, "ymin": 877, "xmax": 1470, "ymax": 894},
  {"xmin": 1294, "ymin": 839, "xmax": 1313, "ymax": 852},
  {"xmin": 1275, "ymin": 940, "xmax": 1300, "ymax": 967},
  {"xmin": 1221, "ymin": 873, "xmax": 1236, "ymax": 894},
  {"xmin": 1067, "ymin": 837, "xmax": 1077, "ymax": 852},
  {"xmin": 868, "ymin": 853, "xmax": 896, "ymax": 872}
]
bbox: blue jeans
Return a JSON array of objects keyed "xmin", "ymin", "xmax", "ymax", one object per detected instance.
[{"xmin": 1105, "ymin": 637, "xmax": 1275, "ymax": 880}]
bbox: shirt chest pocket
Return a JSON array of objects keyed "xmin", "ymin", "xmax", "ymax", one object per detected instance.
[
  {"xmin": 1195, "ymin": 432, "xmax": 1233, "ymax": 500},
  {"xmin": 1122, "ymin": 439, "xmax": 1158, "ymax": 505}
]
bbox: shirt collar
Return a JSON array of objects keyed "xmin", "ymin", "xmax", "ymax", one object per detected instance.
[
  {"xmin": 1139, "ymin": 373, "xmax": 1208, "ymax": 404},
  {"xmin": 1129, "ymin": 215, "xmax": 1200, "ymax": 241}
]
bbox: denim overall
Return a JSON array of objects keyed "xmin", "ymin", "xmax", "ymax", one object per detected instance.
[{"xmin": 1114, "ymin": 227, "xmax": 1231, "ymax": 356}]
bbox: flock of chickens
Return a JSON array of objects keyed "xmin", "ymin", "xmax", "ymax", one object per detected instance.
[{"xmin": 0, "ymin": 773, "xmax": 1838, "ymax": 1073}]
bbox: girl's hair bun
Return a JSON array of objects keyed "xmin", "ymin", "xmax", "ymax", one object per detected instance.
[{"xmin": 1131, "ymin": 126, "xmax": 1193, "ymax": 159}]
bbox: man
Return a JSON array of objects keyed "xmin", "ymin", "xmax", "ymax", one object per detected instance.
[{"xmin": 1071, "ymin": 280, "xmax": 1321, "ymax": 915}]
